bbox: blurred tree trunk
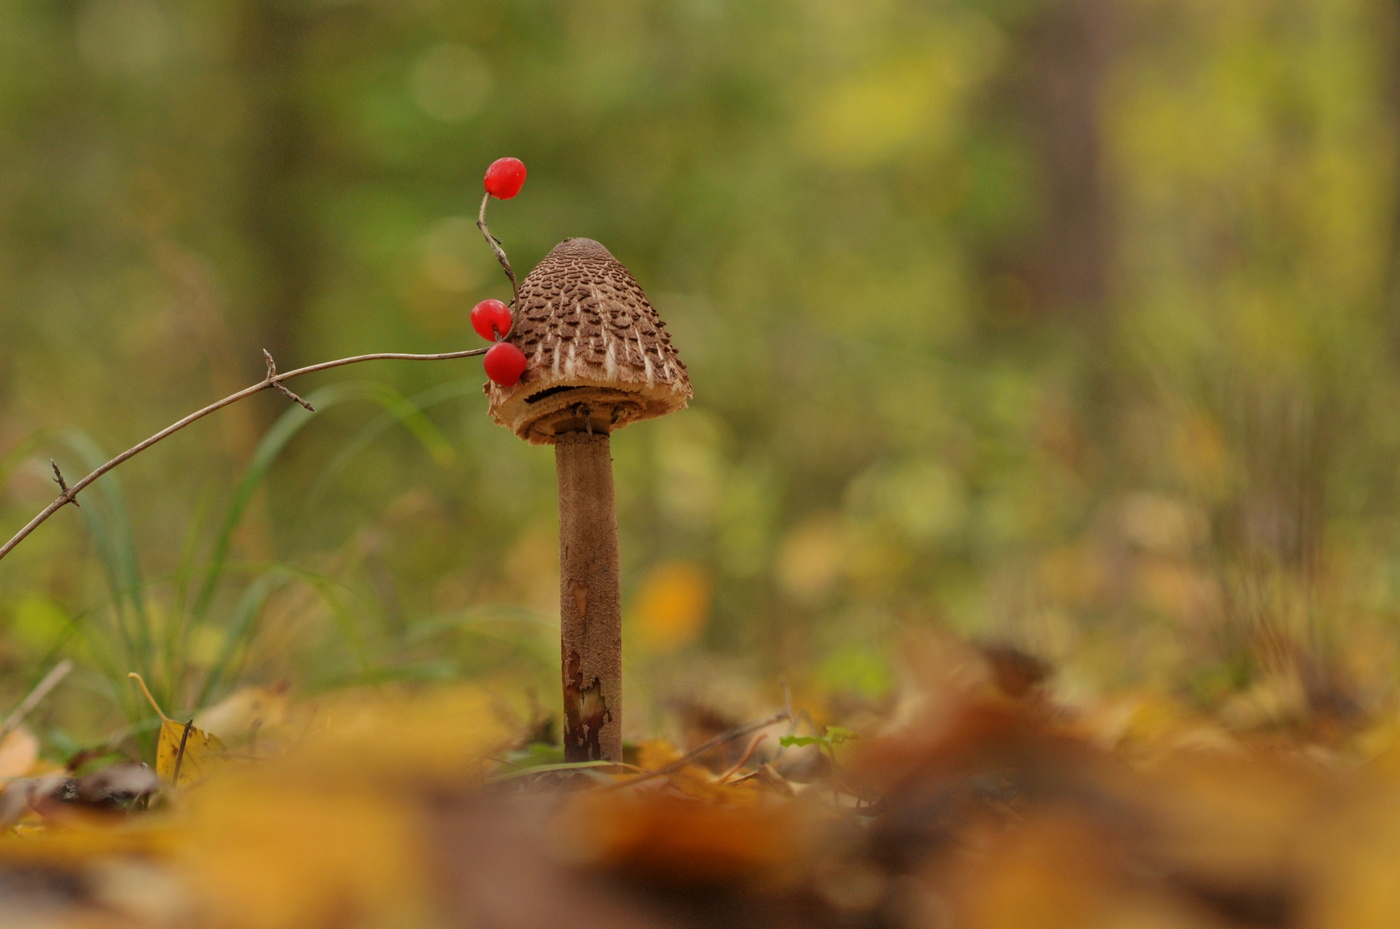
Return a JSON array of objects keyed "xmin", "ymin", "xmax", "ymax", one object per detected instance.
[
  {"xmin": 1026, "ymin": 0, "xmax": 1114, "ymax": 320},
  {"xmin": 235, "ymin": 2, "xmax": 317, "ymax": 373},
  {"xmin": 199, "ymin": 1, "xmax": 322, "ymax": 557},
  {"xmin": 998, "ymin": 0, "xmax": 1117, "ymax": 324},
  {"xmin": 977, "ymin": 0, "xmax": 1125, "ymax": 648}
]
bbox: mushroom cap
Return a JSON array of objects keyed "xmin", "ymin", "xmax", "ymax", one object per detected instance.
[{"xmin": 485, "ymin": 238, "xmax": 691, "ymax": 444}]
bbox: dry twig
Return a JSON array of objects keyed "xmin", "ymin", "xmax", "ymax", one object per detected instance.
[
  {"xmin": 263, "ymin": 350, "xmax": 315, "ymax": 412},
  {"xmin": 476, "ymin": 193, "xmax": 521, "ymax": 316},
  {"xmin": 0, "ymin": 660, "xmax": 73, "ymax": 739},
  {"xmin": 49, "ymin": 461, "xmax": 79, "ymax": 509},
  {"xmin": 0, "ymin": 346, "xmax": 486, "ymax": 563},
  {"xmin": 601, "ymin": 708, "xmax": 792, "ymax": 792}
]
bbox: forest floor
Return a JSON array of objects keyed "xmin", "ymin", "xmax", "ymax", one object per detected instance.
[{"xmin": 0, "ymin": 636, "xmax": 1394, "ymax": 929}]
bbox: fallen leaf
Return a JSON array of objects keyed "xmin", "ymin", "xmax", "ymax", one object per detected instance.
[
  {"xmin": 155, "ymin": 718, "xmax": 227, "ymax": 787},
  {"xmin": 0, "ymin": 726, "xmax": 40, "ymax": 779},
  {"xmin": 130, "ymin": 673, "xmax": 227, "ymax": 787},
  {"xmin": 559, "ymin": 792, "xmax": 804, "ymax": 888},
  {"xmin": 180, "ymin": 774, "xmax": 429, "ymax": 929},
  {"xmin": 195, "ymin": 684, "xmax": 291, "ymax": 747}
]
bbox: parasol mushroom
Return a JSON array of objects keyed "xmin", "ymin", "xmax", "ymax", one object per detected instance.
[{"xmin": 485, "ymin": 238, "xmax": 691, "ymax": 762}]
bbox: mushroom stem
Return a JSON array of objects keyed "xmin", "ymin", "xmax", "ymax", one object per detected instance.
[{"xmin": 555, "ymin": 429, "xmax": 623, "ymax": 762}]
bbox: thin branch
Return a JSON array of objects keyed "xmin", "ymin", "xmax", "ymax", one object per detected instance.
[
  {"xmin": 717, "ymin": 732, "xmax": 769, "ymax": 782},
  {"xmin": 0, "ymin": 346, "xmax": 487, "ymax": 563},
  {"xmin": 477, "ymin": 192, "xmax": 521, "ymax": 320},
  {"xmin": 0, "ymin": 660, "xmax": 73, "ymax": 739},
  {"xmin": 263, "ymin": 350, "xmax": 315, "ymax": 412},
  {"xmin": 171, "ymin": 719, "xmax": 194, "ymax": 787},
  {"xmin": 49, "ymin": 461, "xmax": 79, "ymax": 508},
  {"xmin": 599, "ymin": 709, "xmax": 791, "ymax": 793}
]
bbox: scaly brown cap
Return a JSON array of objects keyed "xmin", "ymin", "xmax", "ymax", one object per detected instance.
[{"xmin": 485, "ymin": 238, "xmax": 691, "ymax": 444}]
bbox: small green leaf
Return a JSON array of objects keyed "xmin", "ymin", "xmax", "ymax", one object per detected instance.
[
  {"xmin": 824, "ymin": 726, "xmax": 858, "ymax": 744},
  {"xmin": 781, "ymin": 726, "xmax": 860, "ymax": 751}
]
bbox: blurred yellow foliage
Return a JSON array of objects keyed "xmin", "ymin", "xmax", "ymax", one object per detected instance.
[
  {"xmin": 175, "ymin": 685, "xmax": 517, "ymax": 929},
  {"xmin": 179, "ymin": 775, "xmax": 430, "ymax": 929},
  {"xmin": 775, "ymin": 515, "xmax": 845, "ymax": 605},
  {"xmin": 632, "ymin": 562, "xmax": 712, "ymax": 653},
  {"xmin": 12, "ymin": 663, "xmax": 1400, "ymax": 927}
]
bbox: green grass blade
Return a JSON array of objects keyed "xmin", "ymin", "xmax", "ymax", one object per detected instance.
[
  {"xmin": 304, "ymin": 378, "xmax": 475, "ymax": 514},
  {"xmin": 55, "ymin": 429, "xmax": 152, "ymax": 674},
  {"xmin": 189, "ymin": 382, "xmax": 388, "ymax": 625},
  {"xmin": 194, "ymin": 571, "xmax": 285, "ymax": 708}
]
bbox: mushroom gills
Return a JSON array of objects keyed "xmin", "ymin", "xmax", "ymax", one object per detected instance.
[{"xmin": 524, "ymin": 384, "xmax": 583, "ymax": 405}]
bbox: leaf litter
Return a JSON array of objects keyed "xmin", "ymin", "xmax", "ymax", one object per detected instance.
[{"xmin": 0, "ymin": 639, "xmax": 1399, "ymax": 927}]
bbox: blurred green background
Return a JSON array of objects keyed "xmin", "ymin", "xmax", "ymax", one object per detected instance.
[{"xmin": 3, "ymin": 0, "xmax": 1400, "ymax": 743}]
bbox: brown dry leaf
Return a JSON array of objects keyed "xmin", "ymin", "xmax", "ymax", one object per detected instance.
[
  {"xmin": 630, "ymin": 738, "xmax": 768, "ymax": 802},
  {"xmin": 939, "ymin": 811, "xmax": 1215, "ymax": 929},
  {"xmin": 665, "ymin": 768, "xmax": 756, "ymax": 803},
  {"xmin": 194, "ymin": 684, "xmax": 291, "ymax": 747},
  {"xmin": 0, "ymin": 726, "xmax": 40, "ymax": 779},
  {"xmin": 1137, "ymin": 750, "xmax": 1328, "ymax": 884},
  {"xmin": 559, "ymin": 791, "xmax": 804, "ymax": 889},
  {"xmin": 1073, "ymin": 691, "xmax": 1239, "ymax": 759}
]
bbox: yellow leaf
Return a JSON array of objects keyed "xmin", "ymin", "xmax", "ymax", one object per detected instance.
[
  {"xmin": 636, "ymin": 739, "xmax": 683, "ymax": 771},
  {"xmin": 307, "ymin": 686, "xmax": 514, "ymax": 784},
  {"xmin": 155, "ymin": 718, "xmax": 226, "ymax": 787},
  {"xmin": 129, "ymin": 673, "xmax": 227, "ymax": 787},
  {"xmin": 180, "ymin": 773, "xmax": 428, "ymax": 929},
  {"xmin": 171, "ymin": 685, "xmax": 514, "ymax": 929}
]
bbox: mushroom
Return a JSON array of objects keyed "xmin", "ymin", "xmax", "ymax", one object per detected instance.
[{"xmin": 486, "ymin": 238, "xmax": 691, "ymax": 762}]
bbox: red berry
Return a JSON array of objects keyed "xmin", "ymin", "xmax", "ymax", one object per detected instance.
[
  {"xmin": 483, "ymin": 157, "xmax": 526, "ymax": 199},
  {"xmin": 484, "ymin": 342, "xmax": 527, "ymax": 386},
  {"xmin": 470, "ymin": 298, "xmax": 512, "ymax": 341}
]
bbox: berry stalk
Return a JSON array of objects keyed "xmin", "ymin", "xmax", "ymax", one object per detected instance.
[{"xmin": 476, "ymin": 193, "xmax": 521, "ymax": 333}]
